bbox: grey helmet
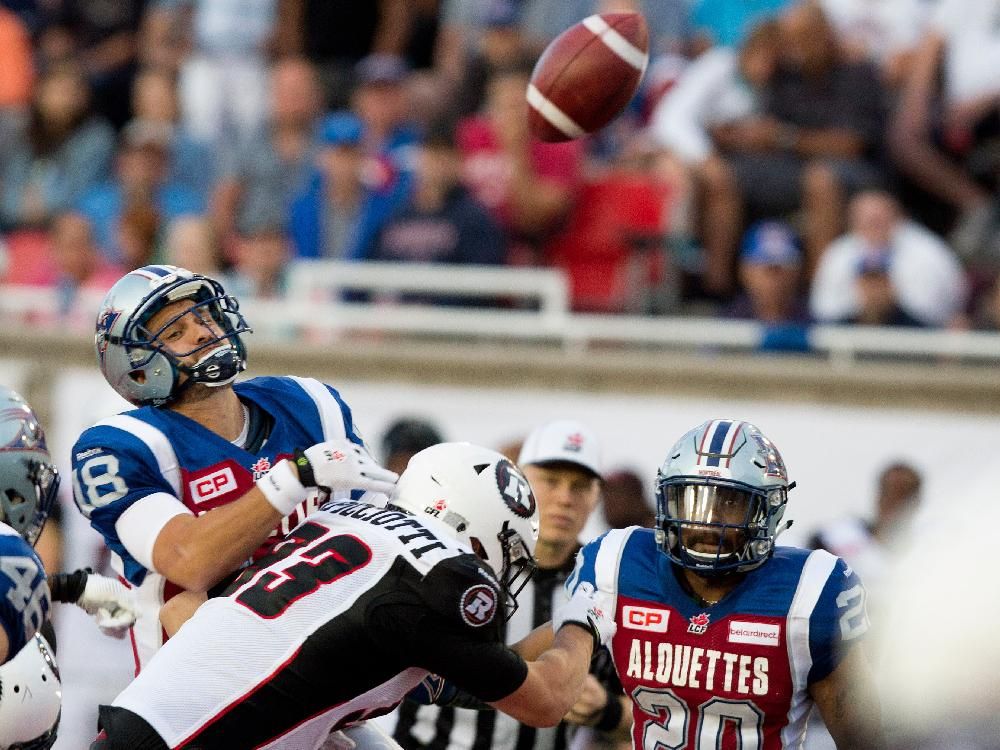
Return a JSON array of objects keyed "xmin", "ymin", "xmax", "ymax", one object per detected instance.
[
  {"xmin": 0, "ymin": 388, "xmax": 58, "ymax": 546},
  {"xmin": 655, "ymin": 419, "xmax": 793, "ymax": 576},
  {"xmin": 95, "ymin": 265, "xmax": 251, "ymax": 407}
]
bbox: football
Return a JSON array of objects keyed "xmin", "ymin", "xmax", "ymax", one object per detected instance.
[{"xmin": 527, "ymin": 12, "xmax": 649, "ymax": 143}]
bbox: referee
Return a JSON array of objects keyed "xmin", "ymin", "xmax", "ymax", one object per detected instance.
[{"xmin": 393, "ymin": 419, "xmax": 628, "ymax": 750}]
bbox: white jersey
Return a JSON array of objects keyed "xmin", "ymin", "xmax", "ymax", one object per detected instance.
[{"xmin": 102, "ymin": 500, "xmax": 528, "ymax": 749}]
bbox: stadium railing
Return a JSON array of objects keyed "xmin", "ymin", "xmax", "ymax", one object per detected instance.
[{"xmin": 4, "ymin": 260, "xmax": 1000, "ymax": 364}]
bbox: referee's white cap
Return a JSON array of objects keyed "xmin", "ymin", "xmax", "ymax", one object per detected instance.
[{"xmin": 518, "ymin": 419, "xmax": 602, "ymax": 479}]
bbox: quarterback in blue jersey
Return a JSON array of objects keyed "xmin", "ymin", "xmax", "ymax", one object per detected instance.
[
  {"xmin": 565, "ymin": 419, "xmax": 884, "ymax": 750},
  {"xmin": 71, "ymin": 265, "xmax": 399, "ymax": 670}
]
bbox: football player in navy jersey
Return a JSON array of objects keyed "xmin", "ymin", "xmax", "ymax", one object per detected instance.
[
  {"xmin": 91, "ymin": 443, "xmax": 616, "ymax": 750},
  {"xmin": 72, "ymin": 264, "xmax": 399, "ymax": 672},
  {"xmin": 0, "ymin": 387, "xmax": 138, "ymax": 749},
  {"xmin": 563, "ymin": 419, "xmax": 885, "ymax": 750}
]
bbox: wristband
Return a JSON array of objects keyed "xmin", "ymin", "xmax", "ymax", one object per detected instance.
[
  {"xmin": 256, "ymin": 459, "xmax": 308, "ymax": 516},
  {"xmin": 293, "ymin": 447, "xmax": 317, "ymax": 488},
  {"xmin": 594, "ymin": 693, "xmax": 624, "ymax": 732},
  {"xmin": 48, "ymin": 568, "xmax": 89, "ymax": 603}
]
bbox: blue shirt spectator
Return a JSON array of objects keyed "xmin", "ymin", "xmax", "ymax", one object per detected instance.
[
  {"xmin": 77, "ymin": 120, "xmax": 204, "ymax": 263},
  {"xmin": 691, "ymin": 0, "xmax": 794, "ymax": 47},
  {"xmin": 0, "ymin": 66, "xmax": 115, "ymax": 230},
  {"xmin": 289, "ymin": 112, "xmax": 367, "ymax": 260}
]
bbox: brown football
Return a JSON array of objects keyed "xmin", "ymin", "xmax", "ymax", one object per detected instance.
[{"xmin": 527, "ymin": 12, "xmax": 649, "ymax": 143}]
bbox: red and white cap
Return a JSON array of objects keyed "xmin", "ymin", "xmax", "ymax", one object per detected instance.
[{"xmin": 518, "ymin": 419, "xmax": 602, "ymax": 478}]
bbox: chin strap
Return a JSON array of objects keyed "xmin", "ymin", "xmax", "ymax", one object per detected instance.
[{"xmin": 182, "ymin": 344, "xmax": 245, "ymax": 387}]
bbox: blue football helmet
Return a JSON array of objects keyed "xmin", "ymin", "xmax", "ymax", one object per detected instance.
[
  {"xmin": 0, "ymin": 388, "xmax": 59, "ymax": 546},
  {"xmin": 95, "ymin": 265, "xmax": 251, "ymax": 406},
  {"xmin": 655, "ymin": 419, "xmax": 793, "ymax": 576}
]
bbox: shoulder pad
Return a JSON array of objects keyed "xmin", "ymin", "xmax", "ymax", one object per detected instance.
[{"xmin": 421, "ymin": 554, "xmax": 504, "ymax": 631}]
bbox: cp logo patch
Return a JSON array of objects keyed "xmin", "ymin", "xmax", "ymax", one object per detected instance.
[
  {"xmin": 460, "ymin": 584, "xmax": 498, "ymax": 627},
  {"xmin": 495, "ymin": 459, "xmax": 536, "ymax": 519}
]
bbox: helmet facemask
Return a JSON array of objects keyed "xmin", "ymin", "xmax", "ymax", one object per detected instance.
[
  {"xmin": 656, "ymin": 477, "xmax": 788, "ymax": 576},
  {"xmin": 123, "ymin": 277, "xmax": 251, "ymax": 404},
  {"xmin": 488, "ymin": 523, "xmax": 537, "ymax": 619}
]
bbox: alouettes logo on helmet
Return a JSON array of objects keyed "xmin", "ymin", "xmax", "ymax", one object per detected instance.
[{"xmin": 95, "ymin": 308, "xmax": 121, "ymax": 365}]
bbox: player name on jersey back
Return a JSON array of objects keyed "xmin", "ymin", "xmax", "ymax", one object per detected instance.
[{"xmin": 320, "ymin": 500, "xmax": 450, "ymax": 559}]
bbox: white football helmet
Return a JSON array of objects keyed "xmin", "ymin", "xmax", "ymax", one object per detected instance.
[
  {"xmin": 391, "ymin": 443, "xmax": 539, "ymax": 616},
  {"xmin": 0, "ymin": 634, "xmax": 61, "ymax": 749},
  {"xmin": 655, "ymin": 419, "xmax": 793, "ymax": 575}
]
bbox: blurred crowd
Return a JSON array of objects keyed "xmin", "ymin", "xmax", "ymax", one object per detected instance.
[{"xmin": 2, "ymin": 0, "xmax": 1000, "ymax": 341}]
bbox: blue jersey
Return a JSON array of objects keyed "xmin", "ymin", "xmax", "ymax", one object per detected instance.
[
  {"xmin": 70, "ymin": 376, "xmax": 364, "ymax": 670},
  {"xmin": 0, "ymin": 522, "xmax": 49, "ymax": 661},
  {"xmin": 567, "ymin": 528, "xmax": 868, "ymax": 749}
]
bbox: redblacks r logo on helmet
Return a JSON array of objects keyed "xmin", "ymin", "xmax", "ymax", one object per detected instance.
[
  {"xmin": 495, "ymin": 459, "xmax": 536, "ymax": 519},
  {"xmin": 460, "ymin": 584, "xmax": 498, "ymax": 627}
]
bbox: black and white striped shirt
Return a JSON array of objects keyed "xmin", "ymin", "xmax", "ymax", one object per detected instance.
[{"xmin": 393, "ymin": 556, "xmax": 620, "ymax": 750}]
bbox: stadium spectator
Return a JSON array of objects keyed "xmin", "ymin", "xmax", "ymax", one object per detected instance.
[
  {"xmin": 77, "ymin": 118, "xmax": 203, "ymax": 264},
  {"xmin": 130, "ymin": 66, "xmax": 215, "ymax": 198},
  {"xmin": 649, "ymin": 21, "xmax": 780, "ymax": 167},
  {"xmin": 37, "ymin": 0, "xmax": 146, "ymax": 129},
  {"xmin": 806, "ymin": 461, "xmax": 922, "ymax": 750},
  {"xmin": 143, "ymin": 0, "xmax": 279, "ymax": 148},
  {"xmin": 0, "ymin": 7, "xmax": 34, "ymax": 110},
  {"xmin": 115, "ymin": 201, "xmax": 161, "ymax": 269},
  {"xmin": 278, "ymin": 0, "xmax": 413, "ymax": 109},
  {"xmin": 48, "ymin": 211, "xmax": 123, "ymax": 324},
  {"xmin": 212, "ymin": 57, "xmax": 323, "ymax": 245},
  {"xmin": 809, "ymin": 461, "xmax": 921, "ymax": 611},
  {"xmin": 600, "ymin": 468, "xmax": 654, "ymax": 529},
  {"xmin": 446, "ymin": 0, "xmax": 535, "ymax": 119},
  {"xmin": 163, "ymin": 215, "xmax": 223, "ymax": 276},
  {"xmin": 727, "ymin": 220, "xmax": 809, "ymax": 325},
  {"xmin": 457, "ymin": 64, "xmax": 582, "ymax": 264},
  {"xmin": 348, "ymin": 53, "xmax": 423, "ymax": 260},
  {"xmin": 72, "ymin": 264, "xmax": 398, "ymax": 672},
  {"xmin": 394, "ymin": 419, "xmax": 629, "ymax": 750},
  {"xmin": 817, "ymin": 0, "xmax": 932, "ymax": 86},
  {"xmin": 379, "ymin": 417, "xmax": 444, "ymax": 475},
  {"xmin": 288, "ymin": 111, "xmax": 367, "ymax": 260},
  {"xmin": 700, "ymin": 3, "xmax": 886, "ymax": 295},
  {"xmin": 688, "ymin": 0, "xmax": 793, "ymax": 49},
  {"xmin": 0, "ymin": 64, "xmax": 115, "ymax": 230},
  {"xmin": 810, "ymin": 190, "xmax": 968, "ymax": 327},
  {"xmin": 889, "ymin": 0, "xmax": 1000, "ymax": 262},
  {"xmin": 370, "ymin": 123, "xmax": 506, "ymax": 266},
  {"xmin": 225, "ymin": 217, "xmax": 292, "ymax": 299}
]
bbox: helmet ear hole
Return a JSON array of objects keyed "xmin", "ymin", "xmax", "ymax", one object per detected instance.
[
  {"xmin": 128, "ymin": 370, "xmax": 146, "ymax": 384},
  {"xmin": 470, "ymin": 536, "xmax": 489, "ymax": 562}
]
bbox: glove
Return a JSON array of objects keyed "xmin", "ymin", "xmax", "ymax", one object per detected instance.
[
  {"xmin": 257, "ymin": 439, "xmax": 398, "ymax": 516},
  {"xmin": 296, "ymin": 439, "xmax": 398, "ymax": 496},
  {"xmin": 553, "ymin": 583, "xmax": 617, "ymax": 651},
  {"xmin": 76, "ymin": 572, "xmax": 137, "ymax": 635}
]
